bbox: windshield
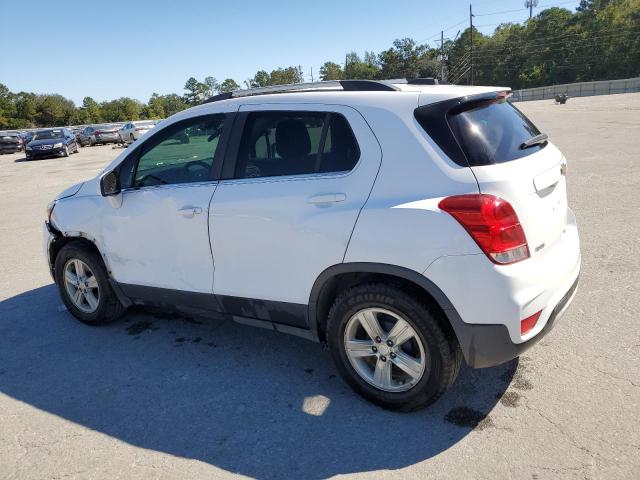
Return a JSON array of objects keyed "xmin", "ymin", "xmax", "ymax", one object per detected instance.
[
  {"xmin": 34, "ymin": 130, "xmax": 64, "ymax": 140},
  {"xmin": 448, "ymin": 99, "xmax": 545, "ymax": 166}
]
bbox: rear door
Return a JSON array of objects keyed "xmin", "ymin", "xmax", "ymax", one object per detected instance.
[
  {"xmin": 209, "ymin": 103, "xmax": 381, "ymax": 326},
  {"xmin": 447, "ymin": 96, "xmax": 568, "ymax": 257}
]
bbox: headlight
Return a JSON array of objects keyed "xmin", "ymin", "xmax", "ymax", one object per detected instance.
[
  {"xmin": 46, "ymin": 201, "xmax": 56, "ymax": 223},
  {"xmin": 53, "ymin": 142, "xmax": 63, "ymax": 148}
]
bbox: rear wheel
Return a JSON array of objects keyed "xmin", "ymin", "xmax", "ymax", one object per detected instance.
[
  {"xmin": 326, "ymin": 283, "xmax": 461, "ymax": 411},
  {"xmin": 54, "ymin": 242, "xmax": 125, "ymax": 325}
]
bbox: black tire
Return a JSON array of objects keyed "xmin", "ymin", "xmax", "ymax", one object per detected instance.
[
  {"xmin": 54, "ymin": 241, "xmax": 126, "ymax": 325},
  {"xmin": 326, "ymin": 283, "xmax": 462, "ymax": 411}
]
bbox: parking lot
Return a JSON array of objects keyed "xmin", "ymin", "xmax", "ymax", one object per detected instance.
[{"xmin": 0, "ymin": 93, "xmax": 639, "ymax": 479}]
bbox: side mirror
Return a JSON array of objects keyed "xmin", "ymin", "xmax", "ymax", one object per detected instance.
[{"xmin": 100, "ymin": 170, "xmax": 121, "ymax": 196}]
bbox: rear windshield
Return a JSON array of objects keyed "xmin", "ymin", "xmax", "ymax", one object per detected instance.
[{"xmin": 448, "ymin": 99, "xmax": 545, "ymax": 166}]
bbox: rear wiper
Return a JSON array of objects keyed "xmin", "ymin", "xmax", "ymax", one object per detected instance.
[{"xmin": 520, "ymin": 133, "xmax": 548, "ymax": 149}]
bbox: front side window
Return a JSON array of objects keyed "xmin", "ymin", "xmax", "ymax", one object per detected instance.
[
  {"xmin": 133, "ymin": 115, "xmax": 225, "ymax": 187},
  {"xmin": 235, "ymin": 111, "xmax": 359, "ymax": 179}
]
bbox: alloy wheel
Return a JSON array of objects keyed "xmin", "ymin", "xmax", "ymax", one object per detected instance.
[
  {"xmin": 63, "ymin": 259, "xmax": 100, "ymax": 313},
  {"xmin": 343, "ymin": 308, "xmax": 427, "ymax": 392}
]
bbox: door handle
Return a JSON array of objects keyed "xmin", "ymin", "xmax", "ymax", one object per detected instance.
[
  {"xmin": 307, "ymin": 193, "xmax": 346, "ymax": 205},
  {"xmin": 177, "ymin": 206, "xmax": 203, "ymax": 218}
]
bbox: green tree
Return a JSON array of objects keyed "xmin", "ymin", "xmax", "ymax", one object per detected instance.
[
  {"xmin": 99, "ymin": 97, "xmax": 142, "ymax": 122},
  {"xmin": 183, "ymin": 77, "xmax": 208, "ymax": 104},
  {"xmin": 218, "ymin": 78, "xmax": 240, "ymax": 93},
  {"xmin": 319, "ymin": 61, "xmax": 344, "ymax": 80},
  {"xmin": 36, "ymin": 95, "xmax": 75, "ymax": 127},
  {"xmin": 203, "ymin": 76, "xmax": 219, "ymax": 97},
  {"xmin": 344, "ymin": 52, "xmax": 380, "ymax": 79},
  {"xmin": 270, "ymin": 66, "xmax": 304, "ymax": 85},
  {"xmin": 82, "ymin": 97, "xmax": 102, "ymax": 123},
  {"xmin": 245, "ymin": 70, "xmax": 271, "ymax": 88},
  {"xmin": 378, "ymin": 38, "xmax": 438, "ymax": 79}
]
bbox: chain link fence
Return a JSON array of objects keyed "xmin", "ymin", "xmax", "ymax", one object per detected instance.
[{"xmin": 510, "ymin": 76, "xmax": 640, "ymax": 102}]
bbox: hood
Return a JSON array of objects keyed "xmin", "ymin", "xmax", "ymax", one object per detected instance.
[
  {"xmin": 29, "ymin": 138, "xmax": 64, "ymax": 147},
  {"xmin": 56, "ymin": 182, "xmax": 84, "ymax": 200}
]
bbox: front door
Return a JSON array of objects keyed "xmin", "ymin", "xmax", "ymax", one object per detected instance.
[
  {"xmin": 101, "ymin": 113, "xmax": 229, "ymax": 295},
  {"xmin": 209, "ymin": 104, "xmax": 381, "ymax": 327}
]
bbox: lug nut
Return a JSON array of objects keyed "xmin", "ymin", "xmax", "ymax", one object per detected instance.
[
  {"xmin": 372, "ymin": 346, "xmax": 378, "ymax": 353},
  {"xmin": 387, "ymin": 340, "xmax": 394, "ymax": 347},
  {"xmin": 375, "ymin": 336, "xmax": 382, "ymax": 343},
  {"xmin": 390, "ymin": 352, "xmax": 396, "ymax": 359},
  {"xmin": 380, "ymin": 355, "xmax": 387, "ymax": 362}
]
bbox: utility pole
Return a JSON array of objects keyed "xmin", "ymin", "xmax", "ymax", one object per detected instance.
[
  {"xmin": 310, "ymin": 67, "xmax": 314, "ymax": 82},
  {"xmin": 469, "ymin": 4, "xmax": 474, "ymax": 85},
  {"xmin": 525, "ymin": 0, "xmax": 539, "ymax": 19},
  {"xmin": 440, "ymin": 30, "xmax": 445, "ymax": 81}
]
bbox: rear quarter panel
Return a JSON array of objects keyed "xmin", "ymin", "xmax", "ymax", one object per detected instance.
[{"xmin": 344, "ymin": 96, "xmax": 482, "ymax": 273}]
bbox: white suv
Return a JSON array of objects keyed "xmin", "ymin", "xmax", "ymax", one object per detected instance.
[{"xmin": 43, "ymin": 79, "xmax": 580, "ymax": 411}]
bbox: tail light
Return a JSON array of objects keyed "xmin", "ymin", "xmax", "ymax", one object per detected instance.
[{"xmin": 439, "ymin": 194, "xmax": 529, "ymax": 264}]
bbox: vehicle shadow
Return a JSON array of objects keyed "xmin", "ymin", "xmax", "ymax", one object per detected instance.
[{"xmin": 0, "ymin": 285, "xmax": 516, "ymax": 479}]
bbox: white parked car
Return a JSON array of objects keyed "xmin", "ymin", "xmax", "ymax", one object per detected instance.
[
  {"xmin": 118, "ymin": 120, "xmax": 156, "ymax": 144},
  {"xmin": 43, "ymin": 79, "xmax": 580, "ymax": 411}
]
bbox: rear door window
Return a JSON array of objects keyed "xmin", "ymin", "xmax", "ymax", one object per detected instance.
[
  {"xmin": 448, "ymin": 99, "xmax": 545, "ymax": 166},
  {"xmin": 234, "ymin": 111, "xmax": 360, "ymax": 179}
]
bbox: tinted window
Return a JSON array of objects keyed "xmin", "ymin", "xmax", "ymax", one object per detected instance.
[
  {"xmin": 133, "ymin": 115, "xmax": 225, "ymax": 187},
  {"xmin": 235, "ymin": 111, "xmax": 359, "ymax": 179},
  {"xmin": 448, "ymin": 100, "xmax": 544, "ymax": 166}
]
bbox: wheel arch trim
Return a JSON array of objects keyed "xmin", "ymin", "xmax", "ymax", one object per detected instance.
[{"xmin": 308, "ymin": 262, "xmax": 458, "ymax": 339}]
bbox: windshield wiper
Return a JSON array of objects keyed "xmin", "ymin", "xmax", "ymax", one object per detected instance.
[{"xmin": 520, "ymin": 133, "xmax": 548, "ymax": 149}]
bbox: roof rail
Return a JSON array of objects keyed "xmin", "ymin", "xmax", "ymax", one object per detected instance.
[
  {"xmin": 201, "ymin": 79, "xmax": 399, "ymax": 104},
  {"xmin": 406, "ymin": 77, "xmax": 450, "ymax": 85}
]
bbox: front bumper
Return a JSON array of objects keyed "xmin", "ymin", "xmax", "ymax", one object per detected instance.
[
  {"xmin": 43, "ymin": 222, "xmax": 56, "ymax": 278},
  {"xmin": 0, "ymin": 145, "xmax": 22, "ymax": 153},
  {"xmin": 27, "ymin": 147, "xmax": 65, "ymax": 158},
  {"xmin": 426, "ymin": 208, "xmax": 581, "ymax": 368}
]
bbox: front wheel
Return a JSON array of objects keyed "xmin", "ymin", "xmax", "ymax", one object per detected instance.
[
  {"xmin": 326, "ymin": 283, "xmax": 461, "ymax": 411},
  {"xmin": 54, "ymin": 242, "xmax": 126, "ymax": 325}
]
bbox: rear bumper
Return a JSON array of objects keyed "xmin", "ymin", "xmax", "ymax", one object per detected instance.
[
  {"xmin": 448, "ymin": 274, "xmax": 579, "ymax": 368},
  {"xmin": 94, "ymin": 135, "xmax": 119, "ymax": 143},
  {"xmin": 426, "ymin": 208, "xmax": 581, "ymax": 368}
]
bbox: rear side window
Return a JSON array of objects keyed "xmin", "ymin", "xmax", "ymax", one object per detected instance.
[
  {"xmin": 448, "ymin": 100, "xmax": 544, "ymax": 166},
  {"xmin": 234, "ymin": 111, "xmax": 359, "ymax": 179}
]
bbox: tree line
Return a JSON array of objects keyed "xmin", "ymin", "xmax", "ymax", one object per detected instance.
[{"xmin": 1, "ymin": 0, "xmax": 637, "ymax": 129}]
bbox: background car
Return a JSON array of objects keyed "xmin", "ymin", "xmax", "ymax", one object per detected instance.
[
  {"xmin": 25, "ymin": 128, "xmax": 79, "ymax": 159},
  {"xmin": 0, "ymin": 131, "xmax": 24, "ymax": 154},
  {"xmin": 118, "ymin": 120, "xmax": 156, "ymax": 144},
  {"xmin": 78, "ymin": 124, "xmax": 120, "ymax": 146}
]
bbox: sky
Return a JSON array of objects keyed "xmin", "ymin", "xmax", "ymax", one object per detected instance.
[{"xmin": 1, "ymin": 0, "xmax": 581, "ymax": 105}]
